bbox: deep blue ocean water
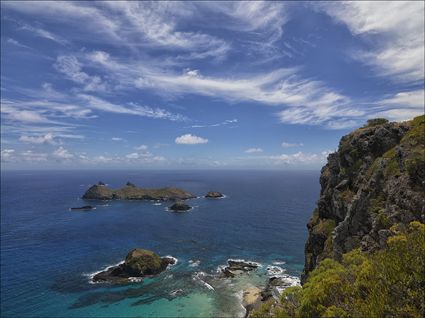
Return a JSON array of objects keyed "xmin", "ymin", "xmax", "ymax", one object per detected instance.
[{"xmin": 1, "ymin": 170, "xmax": 319, "ymax": 317}]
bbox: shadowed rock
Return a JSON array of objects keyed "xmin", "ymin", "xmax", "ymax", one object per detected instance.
[
  {"xmin": 169, "ymin": 201, "xmax": 192, "ymax": 212},
  {"xmin": 205, "ymin": 191, "xmax": 224, "ymax": 198},
  {"xmin": 70, "ymin": 205, "xmax": 96, "ymax": 211}
]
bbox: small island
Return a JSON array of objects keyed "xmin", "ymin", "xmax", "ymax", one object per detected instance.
[
  {"xmin": 92, "ymin": 248, "xmax": 176, "ymax": 284},
  {"xmin": 205, "ymin": 191, "xmax": 224, "ymax": 198},
  {"xmin": 168, "ymin": 201, "xmax": 192, "ymax": 212},
  {"xmin": 70, "ymin": 205, "xmax": 96, "ymax": 211},
  {"xmin": 82, "ymin": 182, "xmax": 195, "ymax": 201}
]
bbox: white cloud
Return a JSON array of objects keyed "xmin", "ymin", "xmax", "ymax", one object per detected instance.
[
  {"xmin": 378, "ymin": 90, "xmax": 424, "ymax": 109},
  {"xmin": 78, "ymin": 94, "xmax": 187, "ymax": 121},
  {"xmin": 318, "ymin": 1, "xmax": 424, "ymax": 83},
  {"xmin": 281, "ymin": 141, "xmax": 303, "ymax": 148},
  {"xmin": 53, "ymin": 146, "xmax": 74, "ymax": 159},
  {"xmin": 370, "ymin": 89, "xmax": 424, "ymax": 121},
  {"xmin": 1, "ymin": 103, "xmax": 54, "ymax": 124},
  {"xmin": 245, "ymin": 148, "xmax": 263, "ymax": 153},
  {"xmin": 111, "ymin": 137, "xmax": 124, "ymax": 141},
  {"xmin": 1, "ymin": 149, "xmax": 15, "ymax": 161},
  {"xmin": 268, "ymin": 150, "xmax": 331, "ymax": 165},
  {"xmin": 190, "ymin": 118, "xmax": 238, "ymax": 128},
  {"xmin": 19, "ymin": 23, "xmax": 68, "ymax": 45},
  {"xmin": 6, "ymin": 37, "xmax": 30, "ymax": 49},
  {"xmin": 19, "ymin": 133, "xmax": 55, "ymax": 144},
  {"xmin": 21, "ymin": 150, "xmax": 48, "ymax": 161},
  {"xmin": 4, "ymin": 1, "xmax": 231, "ymax": 61},
  {"xmin": 277, "ymin": 103, "xmax": 364, "ymax": 129},
  {"xmin": 54, "ymin": 55, "xmax": 108, "ymax": 92},
  {"xmin": 175, "ymin": 134, "xmax": 208, "ymax": 145},
  {"xmin": 125, "ymin": 152, "xmax": 140, "ymax": 159},
  {"xmin": 134, "ymin": 144, "xmax": 148, "ymax": 150}
]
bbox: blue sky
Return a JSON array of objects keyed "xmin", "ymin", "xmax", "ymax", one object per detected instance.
[{"xmin": 1, "ymin": 1, "xmax": 424, "ymax": 170}]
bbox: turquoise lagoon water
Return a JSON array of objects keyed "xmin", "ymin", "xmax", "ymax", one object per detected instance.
[{"xmin": 1, "ymin": 170, "xmax": 319, "ymax": 317}]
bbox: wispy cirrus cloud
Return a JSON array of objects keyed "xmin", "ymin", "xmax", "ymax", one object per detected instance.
[
  {"xmin": 317, "ymin": 1, "xmax": 424, "ymax": 83},
  {"xmin": 189, "ymin": 119, "xmax": 238, "ymax": 128},
  {"xmin": 78, "ymin": 94, "xmax": 187, "ymax": 122},
  {"xmin": 19, "ymin": 23, "xmax": 68, "ymax": 46}
]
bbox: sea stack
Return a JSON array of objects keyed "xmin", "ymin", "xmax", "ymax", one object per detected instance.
[
  {"xmin": 205, "ymin": 191, "xmax": 224, "ymax": 198},
  {"xmin": 169, "ymin": 201, "xmax": 192, "ymax": 212}
]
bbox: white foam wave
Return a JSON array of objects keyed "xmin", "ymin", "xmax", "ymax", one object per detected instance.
[
  {"xmin": 83, "ymin": 260, "xmax": 125, "ymax": 284},
  {"xmin": 128, "ymin": 277, "xmax": 143, "ymax": 283},
  {"xmin": 272, "ymin": 260, "xmax": 286, "ymax": 265},
  {"xmin": 193, "ymin": 272, "xmax": 215, "ymax": 291},
  {"xmin": 188, "ymin": 260, "xmax": 201, "ymax": 267},
  {"xmin": 266, "ymin": 265, "xmax": 286, "ymax": 276},
  {"xmin": 234, "ymin": 290, "xmax": 247, "ymax": 318},
  {"xmin": 169, "ymin": 289, "xmax": 184, "ymax": 297},
  {"xmin": 165, "ymin": 255, "xmax": 178, "ymax": 266}
]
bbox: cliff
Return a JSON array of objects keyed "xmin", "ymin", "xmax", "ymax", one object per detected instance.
[
  {"xmin": 251, "ymin": 116, "xmax": 424, "ymax": 318},
  {"xmin": 303, "ymin": 115, "xmax": 424, "ymax": 282}
]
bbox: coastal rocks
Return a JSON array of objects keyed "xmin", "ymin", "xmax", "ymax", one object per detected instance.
[
  {"xmin": 205, "ymin": 191, "xmax": 224, "ymax": 198},
  {"xmin": 92, "ymin": 248, "xmax": 175, "ymax": 284},
  {"xmin": 82, "ymin": 182, "xmax": 195, "ymax": 201},
  {"xmin": 303, "ymin": 116, "xmax": 425, "ymax": 283},
  {"xmin": 169, "ymin": 201, "xmax": 192, "ymax": 212},
  {"xmin": 243, "ymin": 287, "xmax": 263, "ymax": 315},
  {"xmin": 70, "ymin": 205, "xmax": 96, "ymax": 211},
  {"xmin": 261, "ymin": 275, "xmax": 300, "ymax": 301},
  {"xmin": 221, "ymin": 259, "xmax": 260, "ymax": 277}
]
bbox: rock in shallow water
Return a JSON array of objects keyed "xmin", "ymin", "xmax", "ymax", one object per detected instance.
[
  {"xmin": 221, "ymin": 259, "xmax": 260, "ymax": 278},
  {"xmin": 169, "ymin": 201, "xmax": 192, "ymax": 212},
  {"xmin": 92, "ymin": 248, "xmax": 175, "ymax": 284}
]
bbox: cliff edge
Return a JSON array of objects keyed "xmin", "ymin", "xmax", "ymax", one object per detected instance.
[{"xmin": 303, "ymin": 116, "xmax": 424, "ymax": 282}]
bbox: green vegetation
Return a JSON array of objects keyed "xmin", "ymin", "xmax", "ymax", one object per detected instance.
[
  {"xmin": 312, "ymin": 219, "xmax": 336, "ymax": 236},
  {"xmin": 255, "ymin": 221, "xmax": 425, "ymax": 318},
  {"xmin": 365, "ymin": 118, "xmax": 389, "ymax": 127}
]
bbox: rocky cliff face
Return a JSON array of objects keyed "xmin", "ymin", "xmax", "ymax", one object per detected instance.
[{"xmin": 302, "ymin": 116, "xmax": 425, "ymax": 283}]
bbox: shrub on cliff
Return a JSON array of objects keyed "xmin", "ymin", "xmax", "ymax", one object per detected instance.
[{"xmin": 260, "ymin": 221, "xmax": 425, "ymax": 317}]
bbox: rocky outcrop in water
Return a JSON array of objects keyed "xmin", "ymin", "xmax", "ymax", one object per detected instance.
[
  {"xmin": 302, "ymin": 116, "xmax": 425, "ymax": 283},
  {"xmin": 82, "ymin": 182, "xmax": 195, "ymax": 201},
  {"xmin": 169, "ymin": 201, "xmax": 192, "ymax": 212},
  {"xmin": 221, "ymin": 259, "xmax": 260, "ymax": 278},
  {"xmin": 70, "ymin": 205, "xmax": 96, "ymax": 211},
  {"xmin": 93, "ymin": 248, "xmax": 175, "ymax": 284},
  {"xmin": 205, "ymin": 191, "xmax": 224, "ymax": 198}
]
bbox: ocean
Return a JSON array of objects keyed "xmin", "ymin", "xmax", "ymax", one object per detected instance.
[{"xmin": 1, "ymin": 170, "xmax": 319, "ymax": 317}]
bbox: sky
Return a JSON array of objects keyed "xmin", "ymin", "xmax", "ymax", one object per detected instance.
[{"xmin": 1, "ymin": 1, "xmax": 424, "ymax": 170}]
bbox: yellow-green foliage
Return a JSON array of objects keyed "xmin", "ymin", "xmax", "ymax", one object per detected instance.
[
  {"xmin": 250, "ymin": 299, "xmax": 275, "ymax": 318},
  {"xmin": 365, "ymin": 118, "xmax": 389, "ymax": 127},
  {"xmin": 277, "ymin": 221, "xmax": 425, "ymax": 318},
  {"xmin": 312, "ymin": 219, "xmax": 336, "ymax": 236}
]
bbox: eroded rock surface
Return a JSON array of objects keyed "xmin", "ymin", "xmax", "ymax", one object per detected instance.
[{"xmin": 302, "ymin": 116, "xmax": 425, "ymax": 283}]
